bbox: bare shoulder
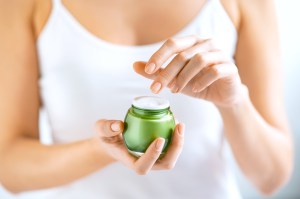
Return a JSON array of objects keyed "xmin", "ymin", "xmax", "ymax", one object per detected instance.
[
  {"xmin": 0, "ymin": 0, "xmax": 35, "ymax": 21},
  {"xmin": 236, "ymin": 0, "xmax": 279, "ymax": 45},
  {"xmin": 234, "ymin": 0, "xmax": 279, "ymax": 56},
  {"xmin": 220, "ymin": 0, "xmax": 277, "ymax": 31},
  {"xmin": 237, "ymin": 0, "xmax": 277, "ymax": 23},
  {"xmin": 238, "ymin": 0, "xmax": 277, "ymax": 14},
  {"xmin": 0, "ymin": 0, "xmax": 52, "ymax": 39}
]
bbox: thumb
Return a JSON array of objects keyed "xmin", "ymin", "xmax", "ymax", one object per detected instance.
[
  {"xmin": 133, "ymin": 61, "xmax": 162, "ymax": 80},
  {"xmin": 95, "ymin": 120, "xmax": 124, "ymax": 138}
]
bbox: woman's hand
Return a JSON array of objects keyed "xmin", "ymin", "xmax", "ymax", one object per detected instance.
[
  {"xmin": 134, "ymin": 35, "xmax": 247, "ymax": 108},
  {"xmin": 94, "ymin": 119, "xmax": 185, "ymax": 175}
]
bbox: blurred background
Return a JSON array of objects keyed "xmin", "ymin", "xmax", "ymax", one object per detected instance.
[{"xmin": 1, "ymin": 0, "xmax": 299, "ymax": 198}]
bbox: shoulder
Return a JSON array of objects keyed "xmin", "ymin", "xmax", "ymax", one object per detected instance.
[
  {"xmin": 0, "ymin": 0, "xmax": 37, "ymax": 42},
  {"xmin": 220, "ymin": 0, "xmax": 277, "ymax": 32},
  {"xmin": 235, "ymin": 0, "xmax": 279, "ymax": 49},
  {"xmin": 0, "ymin": 0, "xmax": 52, "ymax": 39},
  {"xmin": 238, "ymin": 0, "xmax": 276, "ymax": 13},
  {"xmin": 238, "ymin": 0, "xmax": 277, "ymax": 24},
  {"xmin": 0, "ymin": 0, "xmax": 36, "ymax": 21}
]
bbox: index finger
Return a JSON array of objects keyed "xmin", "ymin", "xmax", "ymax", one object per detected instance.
[{"xmin": 145, "ymin": 35, "xmax": 200, "ymax": 74}]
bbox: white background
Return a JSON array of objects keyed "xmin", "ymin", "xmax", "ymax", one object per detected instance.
[{"xmin": 1, "ymin": 0, "xmax": 300, "ymax": 198}]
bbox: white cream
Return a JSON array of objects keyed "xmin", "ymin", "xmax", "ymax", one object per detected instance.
[{"xmin": 132, "ymin": 96, "xmax": 170, "ymax": 110}]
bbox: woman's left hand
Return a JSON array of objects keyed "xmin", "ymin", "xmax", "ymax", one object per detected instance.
[{"xmin": 133, "ymin": 35, "xmax": 247, "ymax": 108}]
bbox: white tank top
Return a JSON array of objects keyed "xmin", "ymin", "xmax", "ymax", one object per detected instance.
[{"xmin": 35, "ymin": 0, "xmax": 242, "ymax": 198}]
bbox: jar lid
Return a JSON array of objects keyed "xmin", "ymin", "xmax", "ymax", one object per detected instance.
[{"xmin": 132, "ymin": 96, "xmax": 170, "ymax": 110}]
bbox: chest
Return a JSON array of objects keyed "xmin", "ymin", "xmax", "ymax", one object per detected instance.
[{"xmin": 41, "ymin": 0, "xmax": 208, "ymax": 45}]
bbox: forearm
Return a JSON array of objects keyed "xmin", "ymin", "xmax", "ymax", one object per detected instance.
[
  {"xmin": 218, "ymin": 86, "xmax": 293, "ymax": 194},
  {"xmin": 0, "ymin": 137, "xmax": 114, "ymax": 193}
]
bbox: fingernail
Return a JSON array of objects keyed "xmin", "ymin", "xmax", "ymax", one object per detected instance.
[
  {"xmin": 145, "ymin": 63, "xmax": 156, "ymax": 74},
  {"xmin": 169, "ymin": 80, "xmax": 176, "ymax": 88},
  {"xmin": 151, "ymin": 82, "xmax": 162, "ymax": 93},
  {"xmin": 178, "ymin": 124, "xmax": 185, "ymax": 136},
  {"xmin": 156, "ymin": 138, "xmax": 165, "ymax": 151},
  {"xmin": 111, "ymin": 122, "xmax": 121, "ymax": 132}
]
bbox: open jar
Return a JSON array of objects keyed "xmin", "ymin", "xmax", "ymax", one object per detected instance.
[{"xmin": 123, "ymin": 96, "xmax": 175, "ymax": 157}]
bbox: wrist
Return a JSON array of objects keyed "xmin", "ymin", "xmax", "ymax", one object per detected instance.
[
  {"xmin": 89, "ymin": 137, "xmax": 116, "ymax": 166},
  {"xmin": 217, "ymin": 84, "xmax": 251, "ymax": 114}
]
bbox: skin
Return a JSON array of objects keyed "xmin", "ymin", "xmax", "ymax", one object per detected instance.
[{"xmin": 0, "ymin": 0, "xmax": 293, "ymax": 196}]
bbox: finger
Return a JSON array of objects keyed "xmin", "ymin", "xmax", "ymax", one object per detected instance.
[
  {"xmin": 154, "ymin": 123, "xmax": 185, "ymax": 170},
  {"xmin": 145, "ymin": 35, "xmax": 203, "ymax": 74},
  {"xmin": 95, "ymin": 120, "xmax": 124, "ymax": 138},
  {"xmin": 182, "ymin": 38, "xmax": 219, "ymax": 55},
  {"xmin": 173, "ymin": 51, "xmax": 226, "ymax": 93},
  {"xmin": 133, "ymin": 138, "xmax": 165, "ymax": 175},
  {"xmin": 133, "ymin": 61, "xmax": 162, "ymax": 80},
  {"xmin": 149, "ymin": 54, "xmax": 187, "ymax": 94},
  {"xmin": 149, "ymin": 40, "xmax": 220, "ymax": 94},
  {"xmin": 192, "ymin": 63, "xmax": 237, "ymax": 93}
]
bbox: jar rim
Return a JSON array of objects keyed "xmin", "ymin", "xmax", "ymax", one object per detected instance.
[{"xmin": 132, "ymin": 96, "xmax": 170, "ymax": 110}]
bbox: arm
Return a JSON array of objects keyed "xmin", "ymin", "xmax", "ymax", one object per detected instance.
[
  {"xmin": 0, "ymin": 1, "xmax": 184, "ymax": 193},
  {"xmin": 219, "ymin": 0, "xmax": 292, "ymax": 194},
  {"xmin": 0, "ymin": 1, "xmax": 114, "ymax": 193},
  {"xmin": 133, "ymin": 0, "xmax": 292, "ymax": 195}
]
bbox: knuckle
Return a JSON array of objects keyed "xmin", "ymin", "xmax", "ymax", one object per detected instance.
[
  {"xmin": 95, "ymin": 120, "xmax": 106, "ymax": 134},
  {"xmin": 149, "ymin": 151, "xmax": 160, "ymax": 159},
  {"xmin": 173, "ymin": 134, "xmax": 184, "ymax": 147},
  {"xmin": 176, "ymin": 52, "xmax": 189, "ymax": 62},
  {"xmin": 193, "ymin": 80, "xmax": 205, "ymax": 93},
  {"xmin": 210, "ymin": 66, "xmax": 221, "ymax": 77},
  {"xmin": 193, "ymin": 53, "xmax": 205, "ymax": 63},
  {"xmin": 175, "ymin": 139, "xmax": 184, "ymax": 149},
  {"xmin": 153, "ymin": 52, "xmax": 164, "ymax": 63},
  {"xmin": 157, "ymin": 71, "xmax": 172, "ymax": 85},
  {"xmin": 176, "ymin": 73, "xmax": 188, "ymax": 85},
  {"xmin": 165, "ymin": 38, "xmax": 177, "ymax": 48}
]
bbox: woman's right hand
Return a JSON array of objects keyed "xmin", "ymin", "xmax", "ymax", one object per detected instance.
[{"xmin": 94, "ymin": 119, "xmax": 185, "ymax": 175}]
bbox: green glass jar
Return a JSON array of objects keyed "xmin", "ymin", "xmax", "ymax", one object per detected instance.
[{"xmin": 123, "ymin": 96, "xmax": 175, "ymax": 157}]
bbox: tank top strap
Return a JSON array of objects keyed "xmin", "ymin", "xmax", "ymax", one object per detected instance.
[{"xmin": 51, "ymin": 0, "xmax": 63, "ymax": 11}]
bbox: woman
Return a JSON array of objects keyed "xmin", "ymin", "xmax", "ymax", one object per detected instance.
[{"xmin": 0, "ymin": 0, "xmax": 293, "ymax": 198}]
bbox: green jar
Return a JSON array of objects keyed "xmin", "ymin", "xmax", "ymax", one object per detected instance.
[{"xmin": 123, "ymin": 96, "xmax": 175, "ymax": 157}]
